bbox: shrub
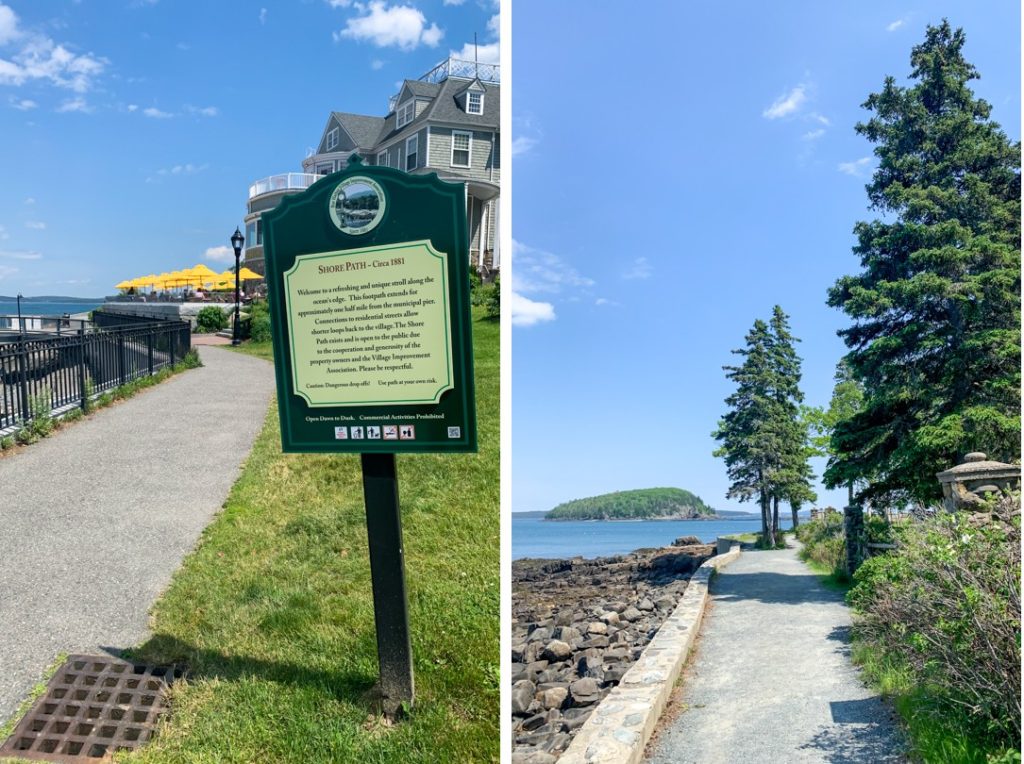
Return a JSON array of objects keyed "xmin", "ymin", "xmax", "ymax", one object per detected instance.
[
  {"xmin": 795, "ymin": 513, "xmax": 847, "ymax": 577},
  {"xmin": 484, "ymin": 275, "xmax": 500, "ymax": 320},
  {"xmin": 0, "ymin": 435, "xmax": 14, "ymax": 450},
  {"xmin": 196, "ymin": 306, "xmax": 229, "ymax": 333},
  {"xmin": 848, "ymin": 495, "xmax": 1021, "ymax": 750},
  {"xmin": 28, "ymin": 389, "xmax": 54, "ymax": 438},
  {"xmin": 177, "ymin": 349, "xmax": 203, "ymax": 369}
]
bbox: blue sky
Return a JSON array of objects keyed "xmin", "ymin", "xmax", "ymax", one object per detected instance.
[
  {"xmin": 511, "ymin": 2, "xmax": 1020, "ymax": 513},
  {"xmin": 0, "ymin": 0, "xmax": 497, "ymax": 297}
]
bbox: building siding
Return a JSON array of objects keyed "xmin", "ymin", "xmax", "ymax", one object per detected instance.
[{"xmin": 426, "ymin": 128, "xmax": 499, "ymax": 183}]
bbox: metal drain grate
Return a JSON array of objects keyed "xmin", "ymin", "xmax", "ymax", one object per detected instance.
[{"xmin": 0, "ymin": 654, "xmax": 182, "ymax": 762}]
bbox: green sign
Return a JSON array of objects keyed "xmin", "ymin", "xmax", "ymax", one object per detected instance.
[{"xmin": 263, "ymin": 159, "xmax": 477, "ymax": 453}]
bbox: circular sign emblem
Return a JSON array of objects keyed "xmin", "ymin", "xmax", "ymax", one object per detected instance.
[{"xmin": 329, "ymin": 176, "xmax": 386, "ymax": 235}]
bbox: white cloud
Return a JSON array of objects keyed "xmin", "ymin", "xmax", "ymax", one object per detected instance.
[
  {"xmin": 512, "ymin": 240, "xmax": 594, "ymax": 295},
  {"xmin": 887, "ymin": 19, "xmax": 905, "ymax": 32},
  {"xmin": 338, "ymin": 2, "xmax": 443, "ymax": 51},
  {"xmin": 56, "ymin": 97, "xmax": 89, "ymax": 113},
  {"xmin": 510, "ymin": 291, "xmax": 555, "ymax": 327},
  {"xmin": 259, "ymin": 8, "xmax": 267, "ymax": 24},
  {"xmin": 0, "ymin": 3, "xmax": 18, "ymax": 45},
  {"xmin": 184, "ymin": 104, "xmax": 218, "ymax": 117},
  {"xmin": 371, "ymin": 58, "xmax": 384, "ymax": 70},
  {"xmin": 0, "ymin": 8, "xmax": 106, "ymax": 94},
  {"xmin": 24, "ymin": 220, "xmax": 44, "ymax": 229},
  {"xmin": 9, "ymin": 96, "xmax": 35, "ymax": 110},
  {"xmin": 802, "ymin": 128, "xmax": 825, "ymax": 141},
  {"xmin": 763, "ymin": 85, "xmax": 806, "ymax": 119},
  {"xmin": 143, "ymin": 106, "xmax": 172, "ymax": 118},
  {"xmin": 838, "ymin": 157, "xmax": 873, "ymax": 176},
  {"xmin": 487, "ymin": 13, "xmax": 499, "ymax": 37},
  {"xmin": 809, "ymin": 112, "xmax": 830, "ymax": 126},
  {"xmin": 621, "ymin": 257, "xmax": 652, "ymax": 280},
  {"xmin": 204, "ymin": 245, "xmax": 234, "ymax": 263},
  {"xmin": 326, "ymin": 0, "xmax": 353, "ymax": 6},
  {"xmin": 0, "ymin": 225, "xmax": 7, "ymax": 240},
  {"xmin": 442, "ymin": 0, "xmax": 465, "ymax": 5},
  {"xmin": 449, "ymin": 41, "xmax": 499, "ymax": 64},
  {"xmin": 511, "ymin": 136, "xmax": 537, "ymax": 157},
  {"xmin": 23, "ymin": 197, "xmax": 34, "ymax": 204},
  {"xmin": 162, "ymin": 163, "xmax": 207, "ymax": 175},
  {"xmin": 0, "ymin": 249, "xmax": 42, "ymax": 260},
  {"xmin": 126, "ymin": 103, "xmax": 138, "ymax": 112},
  {"xmin": 594, "ymin": 297, "xmax": 618, "ymax": 307},
  {"xmin": 0, "ymin": 264, "xmax": 18, "ymax": 281}
]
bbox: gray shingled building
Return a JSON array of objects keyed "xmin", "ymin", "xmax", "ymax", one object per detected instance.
[{"xmin": 244, "ymin": 57, "xmax": 500, "ymax": 279}]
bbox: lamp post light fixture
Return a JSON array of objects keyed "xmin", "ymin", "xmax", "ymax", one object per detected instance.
[
  {"xmin": 230, "ymin": 227, "xmax": 245, "ymax": 346},
  {"xmin": 16, "ymin": 292, "xmax": 23, "ymax": 337}
]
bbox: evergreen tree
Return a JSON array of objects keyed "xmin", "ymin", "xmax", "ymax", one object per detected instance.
[
  {"xmin": 714, "ymin": 307, "xmax": 813, "ymax": 545},
  {"xmin": 826, "ymin": 21, "xmax": 1020, "ymax": 506},
  {"xmin": 805, "ymin": 360, "xmax": 866, "ymax": 505}
]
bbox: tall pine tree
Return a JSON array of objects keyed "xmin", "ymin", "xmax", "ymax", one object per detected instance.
[
  {"xmin": 714, "ymin": 307, "xmax": 813, "ymax": 545},
  {"xmin": 826, "ymin": 21, "xmax": 1020, "ymax": 506}
]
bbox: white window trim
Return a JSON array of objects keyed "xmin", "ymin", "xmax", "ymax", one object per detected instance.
[
  {"xmin": 466, "ymin": 92, "xmax": 484, "ymax": 115},
  {"xmin": 377, "ymin": 150, "xmax": 388, "ymax": 167},
  {"xmin": 326, "ymin": 127, "xmax": 339, "ymax": 151},
  {"xmin": 451, "ymin": 130, "xmax": 472, "ymax": 168},
  {"xmin": 396, "ymin": 100, "xmax": 415, "ymax": 129},
  {"xmin": 405, "ymin": 135, "xmax": 418, "ymax": 171}
]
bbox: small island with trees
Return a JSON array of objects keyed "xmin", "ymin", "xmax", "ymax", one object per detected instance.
[{"xmin": 545, "ymin": 487, "xmax": 716, "ymax": 521}]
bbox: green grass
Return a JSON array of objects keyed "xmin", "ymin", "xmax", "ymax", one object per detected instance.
[
  {"xmin": 230, "ymin": 339, "xmax": 274, "ymax": 362},
  {"xmin": 850, "ymin": 641, "xmax": 1019, "ymax": 764},
  {"xmin": 720, "ymin": 532, "xmax": 757, "ymax": 543},
  {"xmin": 799, "ymin": 557, "xmax": 852, "ymax": 593},
  {"xmin": 121, "ymin": 309, "xmax": 499, "ymax": 763}
]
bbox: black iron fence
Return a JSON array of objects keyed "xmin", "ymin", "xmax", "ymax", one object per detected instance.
[{"xmin": 0, "ymin": 314, "xmax": 190, "ymax": 432}]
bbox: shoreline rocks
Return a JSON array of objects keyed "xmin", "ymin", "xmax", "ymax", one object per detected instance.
[{"xmin": 511, "ymin": 542, "xmax": 716, "ymax": 762}]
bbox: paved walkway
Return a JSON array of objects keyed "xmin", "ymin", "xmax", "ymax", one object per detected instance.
[
  {"xmin": 646, "ymin": 544, "xmax": 907, "ymax": 764},
  {"xmin": 0, "ymin": 346, "xmax": 275, "ymax": 723}
]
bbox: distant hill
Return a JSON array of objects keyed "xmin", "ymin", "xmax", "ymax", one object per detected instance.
[{"xmin": 546, "ymin": 487, "xmax": 715, "ymax": 521}]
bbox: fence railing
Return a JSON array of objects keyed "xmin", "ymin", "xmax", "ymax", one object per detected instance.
[{"xmin": 0, "ymin": 315, "xmax": 190, "ymax": 432}]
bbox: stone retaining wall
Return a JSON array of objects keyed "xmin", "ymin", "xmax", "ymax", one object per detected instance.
[{"xmin": 557, "ymin": 543, "xmax": 741, "ymax": 764}]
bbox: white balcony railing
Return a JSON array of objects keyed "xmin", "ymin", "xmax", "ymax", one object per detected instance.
[{"xmin": 248, "ymin": 173, "xmax": 318, "ymax": 200}]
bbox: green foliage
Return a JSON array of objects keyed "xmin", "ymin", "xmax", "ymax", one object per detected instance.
[
  {"xmin": 848, "ymin": 495, "xmax": 1021, "ymax": 754},
  {"xmin": 27, "ymin": 388, "xmax": 54, "ymax": 438},
  {"xmin": 248, "ymin": 299, "xmax": 272, "ymax": 343},
  {"xmin": 826, "ymin": 21, "xmax": 1021, "ymax": 506},
  {"xmin": 195, "ymin": 306, "xmax": 229, "ymax": 334},
  {"xmin": 0, "ymin": 435, "xmax": 13, "ymax": 450},
  {"xmin": 795, "ymin": 514, "xmax": 849, "ymax": 580},
  {"xmin": 546, "ymin": 487, "xmax": 715, "ymax": 520},
  {"xmin": 713, "ymin": 306, "xmax": 814, "ymax": 543},
  {"xmin": 176, "ymin": 348, "xmax": 203, "ymax": 369},
  {"xmin": 483, "ymin": 275, "xmax": 500, "ymax": 320}
]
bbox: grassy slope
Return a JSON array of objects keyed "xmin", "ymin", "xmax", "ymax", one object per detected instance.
[{"xmin": 126, "ymin": 310, "xmax": 498, "ymax": 763}]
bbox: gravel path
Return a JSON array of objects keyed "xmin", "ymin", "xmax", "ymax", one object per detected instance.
[
  {"xmin": 0, "ymin": 346, "xmax": 274, "ymax": 723},
  {"xmin": 645, "ymin": 544, "xmax": 907, "ymax": 764}
]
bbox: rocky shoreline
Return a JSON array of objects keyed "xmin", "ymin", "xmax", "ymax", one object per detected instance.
[{"xmin": 511, "ymin": 538, "xmax": 717, "ymax": 763}]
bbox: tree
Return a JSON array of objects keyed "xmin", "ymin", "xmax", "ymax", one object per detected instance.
[
  {"xmin": 826, "ymin": 21, "xmax": 1021, "ymax": 507},
  {"xmin": 804, "ymin": 360, "xmax": 865, "ymax": 506},
  {"xmin": 714, "ymin": 307, "xmax": 813, "ymax": 545},
  {"xmin": 767, "ymin": 306, "xmax": 816, "ymax": 533}
]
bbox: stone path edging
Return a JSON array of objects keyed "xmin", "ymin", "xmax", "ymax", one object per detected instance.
[{"xmin": 557, "ymin": 543, "xmax": 742, "ymax": 764}]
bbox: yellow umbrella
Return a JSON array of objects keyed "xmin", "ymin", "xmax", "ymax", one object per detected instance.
[
  {"xmin": 238, "ymin": 267, "xmax": 263, "ymax": 280},
  {"xmin": 115, "ymin": 280, "xmax": 132, "ymax": 289},
  {"xmin": 191, "ymin": 263, "xmax": 218, "ymax": 279}
]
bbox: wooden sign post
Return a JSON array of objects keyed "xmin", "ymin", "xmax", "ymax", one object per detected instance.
[{"xmin": 262, "ymin": 157, "xmax": 477, "ymax": 713}]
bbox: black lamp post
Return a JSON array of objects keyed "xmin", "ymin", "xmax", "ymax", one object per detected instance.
[
  {"xmin": 16, "ymin": 292, "xmax": 23, "ymax": 337},
  {"xmin": 230, "ymin": 227, "xmax": 245, "ymax": 345}
]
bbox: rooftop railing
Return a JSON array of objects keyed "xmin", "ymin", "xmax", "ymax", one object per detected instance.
[
  {"xmin": 389, "ymin": 56, "xmax": 499, "ymax": 112},
  {"xmin": 248, "ymin": 173, "xmax": 319, "ymax": 200}
]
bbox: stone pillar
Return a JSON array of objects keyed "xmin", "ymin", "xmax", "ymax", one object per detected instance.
[{"xmin": 843, "ymin": 504, "xmax": 864, "ymax": 577}]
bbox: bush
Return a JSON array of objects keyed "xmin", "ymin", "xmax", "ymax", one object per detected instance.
[
  {"xmin": 245, "ymin": 300, "xmax": 272, "ymax": 343},
  {"xmin": 484, "ymin": 275, "xmax": 500, "ymax": 320},
  {"xmin": 28, "ymin": 389, "xmax": 54, "ymax": 438},
  {"xmin": 0, "ymin": 435, "xmax": 14, "ymax": 450},
  {"xmin": 196, "ymin": 306, "xmax": 229, "ymax": 333},
  {"xmin": 795, "ymin": 513, "xmax": 847, "ymax": 578},
  {"xmin": 848, "ymin": 495, "xmax": 1021, "ymax": 751}
]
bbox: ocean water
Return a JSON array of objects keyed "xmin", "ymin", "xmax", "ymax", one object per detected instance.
[
  {"xmin": 0, "ymin": 301, "xmax": 102, "ymax": 317},
  {"xmin": 512, "ymin": 513, "xmax": 793, "ymax": 560}
]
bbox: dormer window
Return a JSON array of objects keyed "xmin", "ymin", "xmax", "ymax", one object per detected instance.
[
  {"xmin": 326, "ymin": 127, "xmax": 339, "ymax": 151},
  {"xmin": 396, "ymin": 100, "xmax": 415, "ymax": 129},
  {"xmin": 467, "ymin": 92, "xmax": 483, "ymax": 115}
]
